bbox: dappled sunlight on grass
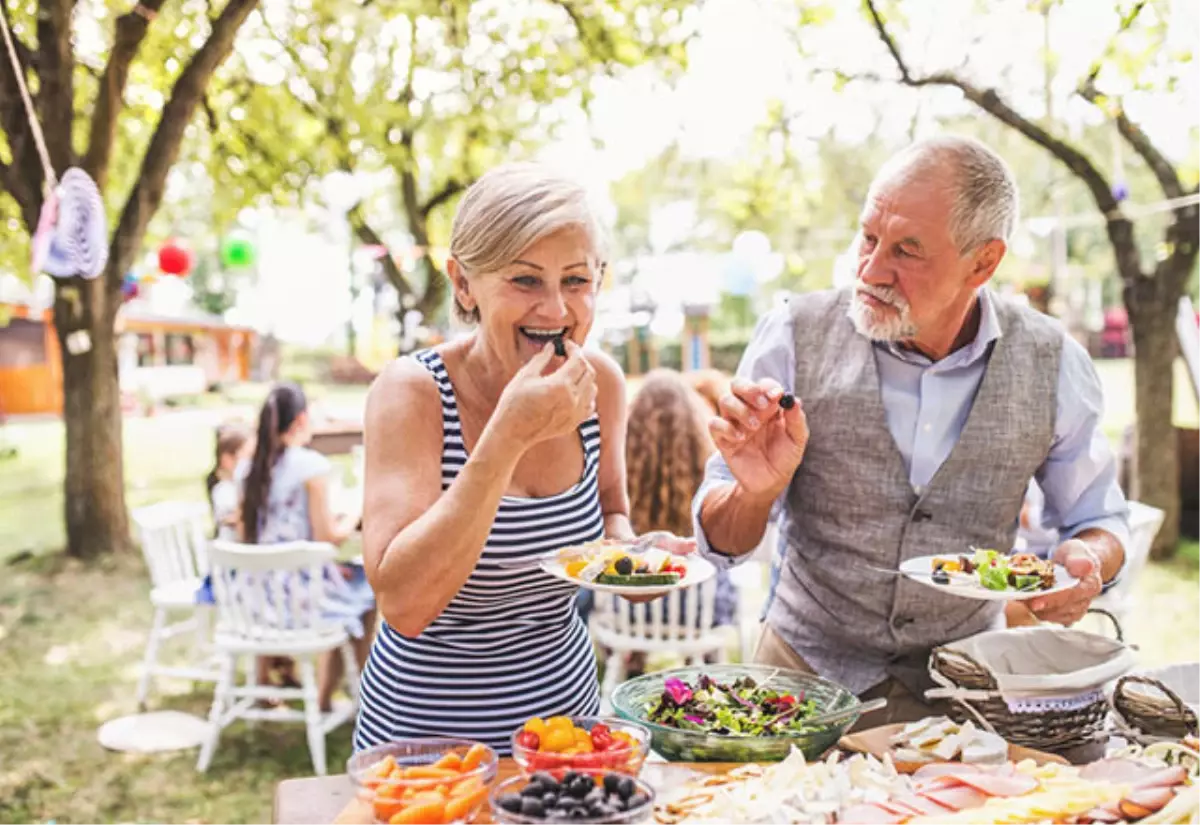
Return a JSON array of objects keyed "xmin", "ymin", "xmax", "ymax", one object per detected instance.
[{"xmin": 0, "ymin": 552, "xmax": 355, "ymax": 823}]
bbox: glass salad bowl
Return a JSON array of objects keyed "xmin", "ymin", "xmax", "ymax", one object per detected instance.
[{"xmin": 610, "ymin": 664, "xmax": 866, "ymax": 762}]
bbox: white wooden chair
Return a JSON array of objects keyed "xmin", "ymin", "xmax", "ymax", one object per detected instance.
[
  {"xmin": 131, "ymin": 501, "xmax": 220, "ymax": 709},
  {"xmin": 1091, "ymin": 501, "xmax": 1166, "ymax": 626},
  {"xmin": 196, "ymin": 540, "xmax": 360, "ymax": 775},
  {"xmin": 589, "ymin": 578, "xmax": 726, "ymax": 712}
]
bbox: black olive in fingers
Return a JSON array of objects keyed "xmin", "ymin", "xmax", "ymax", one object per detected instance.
[{"xmin": 779, "ymin": 393, "xmax": 796, "ymax": 410}]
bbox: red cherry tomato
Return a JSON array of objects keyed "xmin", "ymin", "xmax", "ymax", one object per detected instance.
[
  {"xmin": 590, "ymin": 723, "xmax": 614, "ymax": 752},
  {"xmin": 515, "ymin": 730, "xmax": 540, "ymax": 751}
]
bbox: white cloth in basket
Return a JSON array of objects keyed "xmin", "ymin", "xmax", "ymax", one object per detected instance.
[{"xmin": 928, "ymin": 627, "xmax": 1136, "ymax": 712}]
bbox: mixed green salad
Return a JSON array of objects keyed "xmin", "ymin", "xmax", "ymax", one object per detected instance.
[{"xmin": 644, "ymin": 675, "xmax": 821, "ymax": 737}]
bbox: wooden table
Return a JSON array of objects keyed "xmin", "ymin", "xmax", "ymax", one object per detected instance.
[
  {"xmin": 310, "ymin": 422, "xmax": 363, "ymax": 457},
  {"xmin": 274, "ymin": 759, "xmax": 733, "ymax": 824}
]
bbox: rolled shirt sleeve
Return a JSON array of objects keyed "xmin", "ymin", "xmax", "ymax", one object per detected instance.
[
  {"xmin": 692, "ymin": 307, "xmax": 797, "ymax": 568},
  {"xmin": 1035, "ymin": 334, "xmax": 1131, "ymax": 585}
]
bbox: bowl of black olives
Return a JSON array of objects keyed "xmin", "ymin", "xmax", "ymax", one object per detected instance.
[{"xmin": 489, "ymin": 770, "xmax": 654, "ymax": 823}]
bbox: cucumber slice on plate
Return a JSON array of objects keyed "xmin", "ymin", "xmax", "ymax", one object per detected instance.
[{"xmin": 594, "ymin": 572, "xmax": 681, "ymax": 587}]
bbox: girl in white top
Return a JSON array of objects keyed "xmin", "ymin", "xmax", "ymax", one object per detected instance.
[{"xmin": 239, "ymin": 382, "xmax": 376, "ymax": 711}]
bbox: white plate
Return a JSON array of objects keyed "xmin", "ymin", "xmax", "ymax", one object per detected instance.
[
  {"xmin": 899, "ymin": 554, "xmax": 1078, "ymax": 602},
  {"xmin": 542, "ymin": 552, "xmax": 717, "ymax": 596}
]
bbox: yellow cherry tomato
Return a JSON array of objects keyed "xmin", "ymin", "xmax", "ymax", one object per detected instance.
[
  {"xmin": 546, "ymin": 716, "xmax": 574, "ymax": 731},
  {"xmin": 541, "ymin": 727, "xmax": 575, "ymax": 753},
  {"xmin": 523, "ymin": 717, "xmax": 548, "ymax": 738}
]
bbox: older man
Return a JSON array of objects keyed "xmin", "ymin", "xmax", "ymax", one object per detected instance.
[{"xmin": 694, "ymin": 135, "xmax": 1129, "ymax": 724}]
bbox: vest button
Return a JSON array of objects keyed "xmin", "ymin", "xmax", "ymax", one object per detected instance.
[{"xmin": 891, "ymin": 615, "xmax": 913, "ymax": 629}]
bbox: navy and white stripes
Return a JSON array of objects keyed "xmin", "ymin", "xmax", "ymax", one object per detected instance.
[{"xmin": 354, "ymin": 349, "xmax": 603, "ymax": 753}]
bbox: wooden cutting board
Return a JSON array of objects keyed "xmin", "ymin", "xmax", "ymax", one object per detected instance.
[
  {"xmin": 839, "ymin": 723, "xmax": 1069, "ymax": 774},
  {"xmin": 334, "ymin": 759, "xmax": 740, "ymax": 824}
]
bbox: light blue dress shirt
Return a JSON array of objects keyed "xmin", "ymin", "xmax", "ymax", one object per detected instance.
[{"xmin": 692, "ymin": 289, "xmax": 1130, "ymax": 614}]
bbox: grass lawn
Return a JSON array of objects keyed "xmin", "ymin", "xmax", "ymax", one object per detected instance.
[{"xmin": 0, "ymin": 360, "xmax": 1196, "ymax": 823}]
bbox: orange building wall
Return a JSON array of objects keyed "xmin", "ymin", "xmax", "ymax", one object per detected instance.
[{"xmin": 0, "ymin": 307, "xmax": 62, "ymax": 416}]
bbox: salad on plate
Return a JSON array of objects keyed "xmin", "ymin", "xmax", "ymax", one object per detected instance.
[
  {"xmin": 645, "ymin": 674, "xmax": 822, "ymax": 737},
  {"xmin": 931, "ymin": 548, "xmax": 1056, "ymax": 592}
]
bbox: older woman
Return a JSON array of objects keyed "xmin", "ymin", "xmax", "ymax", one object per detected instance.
[{"xmin": 354, "ymin": 163, "xmax": 639, "ymax": 753}]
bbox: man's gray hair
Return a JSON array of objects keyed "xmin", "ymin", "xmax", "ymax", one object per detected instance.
[
  {"xmin": 449, "ymin": 162, "xmax": 608, "ymax": 324},
  {"xmin": 876, "ymin": 135, "xmax": 1020, "ymax": 254}
]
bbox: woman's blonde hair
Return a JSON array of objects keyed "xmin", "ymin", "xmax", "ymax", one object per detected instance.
[
  {"xmin": 448, "ymin": 162, "xmax": 607, "ymax": 323},
  {"xmin": 625, "ymin": 370, "xmax": 715, "ymax": 537}
]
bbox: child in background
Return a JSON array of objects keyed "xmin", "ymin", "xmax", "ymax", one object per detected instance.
[{"xmin": 206, "ymin": 423, "xmax": 253, "ymax": 541}]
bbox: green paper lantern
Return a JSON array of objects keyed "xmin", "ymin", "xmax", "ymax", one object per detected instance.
[{"xmin": 220, "ymin": 235, "xmax": 256, "ymax": 269}]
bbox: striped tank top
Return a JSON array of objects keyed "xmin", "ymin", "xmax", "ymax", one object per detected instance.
[{"xmin": 354, "ymin": 349, "xmax": 603, "ymax": 754}]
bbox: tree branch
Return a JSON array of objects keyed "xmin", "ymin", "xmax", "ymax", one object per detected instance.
[
  {"xmin": 1079, "ymin": 79, "xmax": 1185, "ymax": 201},
  {"xmin": 107, "ymin": 0, "xmax": 261, "ymax": 296},
  {"xmin": 1081, "ymin": 0, "xmax": 1148, "ymax": 89},
  {"xmin": 0, "ymin": 26, "xmax": 42, "ymax": 224},
  {"xmin": 420, "ymin": 179, "xmax": 463, "ymax": 219},
  {"xmin": 0, "ymin": 0, "xmax": 35, "ymax": 70},
  {"xmin": 36, "ymin": 0, "xmax": 76, "ymax": 172},
  {"xmin": 862, "ymin": 0, "xmax": 1120, "ymax": 217},
  {"xmin": 861, "ymin": 0, "xmax": 1146, "ymax": 289},
  {"xmin": 348, "ymin": 202, "xmax": 414, "ymax": 301},
  {"xmin": 82, "ymin": 0, "xmax": 169, "ymax": 187}
]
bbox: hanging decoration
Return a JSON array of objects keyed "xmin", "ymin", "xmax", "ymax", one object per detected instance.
[
  {"xmin": 121, "ymin": 271, "xmax": 139, "ymax": 302},
  {"xmin": 219, "ymin": 233, "xmax": 256, "ymax": 269},
  {"xmin": 2, "ymin": 8, "xmax": 108, "ymax": 280},
  {"xmin": 1111, "ymin": 117, "xmax": 1129, "ymax": 203},
  {"xmin": 157, "ymin": 240, "xmax": 193, "ymax": 276}
]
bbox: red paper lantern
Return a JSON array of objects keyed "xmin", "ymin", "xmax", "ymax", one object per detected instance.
[{"xmin": 158, "ymin": 240, "xmax": 192, "ymax": 276}]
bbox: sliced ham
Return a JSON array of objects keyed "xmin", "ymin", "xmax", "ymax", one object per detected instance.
[
  {"xmin": 889, "ymin": 793, "xmax": 954, "ymax": 816},
  {"xmin": 1079, "ymin": 758, "xmax": 1173, "ymax": 785},
  {"xmin": 920, "ymin": 783, "xmax": 990, "ymax": 812},
  {"xmin": 1131, "ymin": 766, "xmax": 1189, "ymax": 789},
  {"xmin": 912, "ymin": 763, "xmax": 989, "ymax": 783},
  {"xmin": 839, "ymin": 802, "xmax": 908, "ymax": 824},
  {"xmin": 946, "ymin": 770, "xmax": 1039, "ymax": 797}
]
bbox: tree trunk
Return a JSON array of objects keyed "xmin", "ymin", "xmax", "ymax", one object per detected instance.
[
  {"xmin": 54, "ymin": 274, "xmax": 130, "ymax": 559},
  {"xmin": 1127, "ymin": 284, "xmax": 1181, "ymax": 558}
]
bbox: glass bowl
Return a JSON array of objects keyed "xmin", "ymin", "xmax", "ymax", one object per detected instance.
[
  {"xmin": 347, "ymin": 738, "xmax": 499, "ymax": 823},
  {"xmin": 610, "ymin": 663, "xmax": 864, "ymax": 762},
  {"xmin": 488, "ymin": 772, "xmax": 655, "ymax": 824},
  {"xmin": 510, "ymin": 716, "xmax": 651, "ymax": 778}
]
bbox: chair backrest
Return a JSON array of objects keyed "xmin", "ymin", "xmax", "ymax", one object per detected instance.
[
  {"xmin": 208, "ymin": 540, "xmax": 338, "ymax": 640},
  {"xmin": 131, "ymin": 500, "xmax": 213, "ymax": 587},
  {"xmin": 589, "ymin": 578, "xmax": 719, "ymax": 649},
  {"xmin": 1116, "ymin": 501, "xmax": 1166, "ymax": 597}
]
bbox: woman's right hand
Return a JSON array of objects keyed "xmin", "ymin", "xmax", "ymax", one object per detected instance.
[
  {"xmin": 709, "ymin": 377, "xmax": 809, "ymax": 499},
  {"xmin": 492, "ymin": 340, "xmax": 597, "ymax": 450}
]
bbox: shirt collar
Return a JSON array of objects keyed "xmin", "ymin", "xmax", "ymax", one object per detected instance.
[{"xmin": 875, "ymin": 287, "xmax": 1003, "ymax": 368}]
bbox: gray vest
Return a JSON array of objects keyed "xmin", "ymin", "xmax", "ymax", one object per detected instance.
[{"xmin": 765, "ymin": 288, "xmax": 1063, "ymax": 694}]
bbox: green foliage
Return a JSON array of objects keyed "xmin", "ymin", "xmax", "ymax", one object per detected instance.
[{"xmin": 191, "ymin": 0, "xmax": 693, "ymax": 319}]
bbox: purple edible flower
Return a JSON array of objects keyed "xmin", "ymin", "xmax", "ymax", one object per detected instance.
[
  {"xmin": 664, "ymin": 677, "xmax": 694, "ymax": 706},
  {"xmin": 683, "ymin": 714, "xmax": 706, "ymax": 726}
]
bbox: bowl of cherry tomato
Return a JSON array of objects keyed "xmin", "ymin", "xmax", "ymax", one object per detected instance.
[{"xmin": 511, "ymin": 716, "xmax": 651, "ymax": 778}]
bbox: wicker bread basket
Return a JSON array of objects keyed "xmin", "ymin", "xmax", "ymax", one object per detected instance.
[
  {"xmin": 1110, "ymin": 669, "xmax": 1199, "ymax": 744},
  {"xmin": 927, "ymin": 609, "xmax": 1123, "ymax": 754}
]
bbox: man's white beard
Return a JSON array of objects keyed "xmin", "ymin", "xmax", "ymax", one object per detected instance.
[{"xmin": 848, "ymin": 284, "xmax": 919, "ymax": 341}]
